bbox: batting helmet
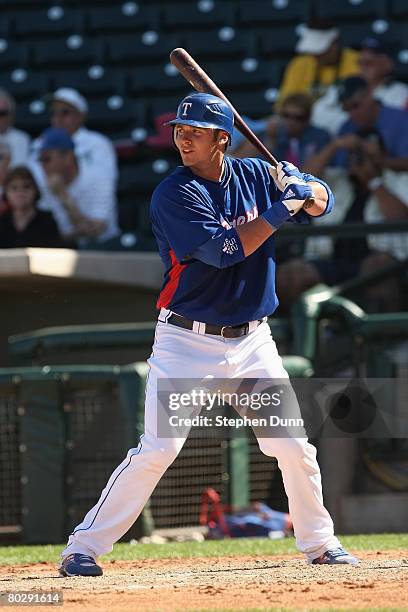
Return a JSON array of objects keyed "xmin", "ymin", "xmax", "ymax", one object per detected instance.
[{"xmin": 166, "ymin": 92, "xmax": 234, "ymax": 136}]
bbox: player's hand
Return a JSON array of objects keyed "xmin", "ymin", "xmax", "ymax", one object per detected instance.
[
  {"xmin": 269, "ymin": 161, "xmax": 308, "ymax": 191},
  {"xmin": 279, "ymin": 182, "xmax": 313, "ymax": 216},
  {"xmin": 261, "ymin": 181, "xmax": 313, "ymax": 229}
]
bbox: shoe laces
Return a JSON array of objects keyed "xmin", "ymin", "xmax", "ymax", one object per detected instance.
[
  {"xmin": 65, "ymin": 554, "xmax": 95, "ymax": 564},
  {"xmin": 325, "ymin": 547, "xmax": 347, "ymax": 558}
]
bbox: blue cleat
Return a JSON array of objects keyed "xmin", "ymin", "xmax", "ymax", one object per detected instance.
[
  {"xmin": 59, "ymin": 554, "xmax": 103, "ymax": 577},
  {"xmin": 312, "ymin": 547, "xmax": 359, "ymax": 566}
]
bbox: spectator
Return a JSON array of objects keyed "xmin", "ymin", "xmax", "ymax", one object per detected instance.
[
  {"xmin": 0, "ymin": 166, "xmax": 62, "ymax": 248},
  {"xmin": 309, "ymin": 77, "xmax": 408, "ymax": 176},
  {"xmin": 37, "ymin": 127, "xmax": 119, "ymax": 247},
  {"xmin": 30, "ymin": 88, "xmax": 118, "ymax": 186},
  {"xmin": 277, "ymin": 129, "xmax": 408, "ymax": 312},
  {"xmin": 232, "ymin": 94, "xmax": 331, "ymax": 171},
  {"xmin": 277, "ymin": 20, "xmax": 359, "ymax": 109},
  {"xmin": 358, "ymin": 131, "xmax": 408, "ymax": 311},
  {"xmin": 0, "ymin": 89, "xmax": 31, "ymax": 166},
  {"xmin": 358, "ymin": 37, "xmax": 408, "ymax": 109},
  {"xmin": 0, "ymin": 141, "xmax": 11, "ymax": 199},
  {"xmin": 311, "ymin": 38, "xmax": 408, "ymax": 135}
]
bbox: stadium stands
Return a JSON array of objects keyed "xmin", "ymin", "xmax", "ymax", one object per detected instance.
[
  {"xmin": 1, "ymin": 0, "xmax": 407, "ymax": 243},
  {"xmin": 0, "ymin": 0, "xmax": 407, "ymax": 543}
]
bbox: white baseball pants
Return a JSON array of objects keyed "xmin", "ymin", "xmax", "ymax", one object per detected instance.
[{"xmin": 62, "ymin": 313, "xmax": 341, "ymax": 562}]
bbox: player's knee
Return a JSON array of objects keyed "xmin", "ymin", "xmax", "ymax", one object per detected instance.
[{"xmin": 131, "ymin": 437, "xmax": 182, "ymax": 471}]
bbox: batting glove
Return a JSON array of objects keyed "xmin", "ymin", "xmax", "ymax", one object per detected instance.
[
  {"xmin": 261, "ymin": 182, "xmax": 313, "ymax": 230},
  {"xmin": 269, "ymin": 161, "xmax": 310, "ymax": 191}
]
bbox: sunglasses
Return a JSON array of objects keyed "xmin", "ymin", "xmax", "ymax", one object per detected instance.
[
  {"xmin": 39, "ymin": 154, "xmax": 52, "ymax": 163},
  {"xmin": 50, "ymin": 108, "xmax": 74, "ymax": 116},
  {"xmin": 343, "ymin": 100, "xmax": 363, "ymax": 112},
  {"xmin": 281, "ymin": 111, "xmax": 308, "ymax": 122},
  {"xmin": 0, "ymin": 109, "xmax": 11, "ymax": 117}
]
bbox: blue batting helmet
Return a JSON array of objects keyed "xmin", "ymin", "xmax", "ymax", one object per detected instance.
[{"xmin": 166, "ymin": 92, "xmax": 234, "ymax": 136}]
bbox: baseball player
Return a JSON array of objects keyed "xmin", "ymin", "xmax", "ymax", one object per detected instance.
[{"xmin": 59, "ymin": 93, "xmax": 358, "ymax": 577}]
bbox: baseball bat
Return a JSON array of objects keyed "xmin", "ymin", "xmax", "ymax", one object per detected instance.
[{"xmin": 170, "ymin": 47, "xmax": 278, "ymax": 166}]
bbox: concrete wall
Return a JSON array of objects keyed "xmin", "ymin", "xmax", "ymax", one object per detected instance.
[{"xmin": 0, "ymin": 249, "xmax": 163, "ymax": 366}]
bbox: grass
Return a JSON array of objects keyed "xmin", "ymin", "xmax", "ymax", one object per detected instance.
[
  {"xmin": 0, "ymin": 533, "xmax": 407, "ymax": 566},
  {"xmin": 195, "ymin": 609, "xmax": 408, "ymax": 612}
]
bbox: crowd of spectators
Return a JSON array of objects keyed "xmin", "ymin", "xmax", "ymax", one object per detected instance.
[
  {"xmin": 0, "ymin": 87, "xmax": 119, "ymax": 249},
  {"xmin": 0, "ymin": 17, "xmax": 406, "ymax": 312},
  {"xmin": 231, "ymin": 22, "xmax": 408, "ymax": 312}
]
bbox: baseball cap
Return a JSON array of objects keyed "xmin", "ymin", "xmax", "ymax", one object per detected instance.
[
  {"xmin": 51, "ymin": 87, "xmax": 88, "ymax": 114},
  {"xmin": 296, "ymin": 26, "xmax": 339, "ymax": 55},
  {"xmin": 39, "ymin": 127, "xmax": 75, "ymax": 151},
  {"xmin": 359, "ymin": 37, "xmax": 396, "ymax": 57},
  {"xmin": 337, "ymin": 76, "xmax": 369, "ymax": 103}
]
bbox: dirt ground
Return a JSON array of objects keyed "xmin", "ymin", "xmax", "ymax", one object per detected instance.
[{"xmin": 0, "ymin": 551, "xmax": 407, "ymax": 611}]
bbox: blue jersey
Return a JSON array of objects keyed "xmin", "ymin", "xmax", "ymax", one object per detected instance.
[{"xmin": 151, "ymin": 156, "xmax": 329, "ymax": 325}]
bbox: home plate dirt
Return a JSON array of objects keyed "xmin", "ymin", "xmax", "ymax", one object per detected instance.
[{"xmin": 1, "ymin": 551, "xmax": 407, "ymax": 611}]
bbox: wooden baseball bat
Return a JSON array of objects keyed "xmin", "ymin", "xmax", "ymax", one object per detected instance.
[{"xmin": 169, "ymin": 47, "xmax": 278, "ymax": 166}]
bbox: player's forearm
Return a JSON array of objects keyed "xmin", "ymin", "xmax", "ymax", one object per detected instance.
[
  {"xmin": 237, "ymin": 181, "xmax": 329, "ymax": 256},
  {"xmin": 304, "ymin": 181, "xmax": 329, "ymax": 215},
  {"xmin": 236, "ymin": 217, "xmax": 275, "ymax": 256}
]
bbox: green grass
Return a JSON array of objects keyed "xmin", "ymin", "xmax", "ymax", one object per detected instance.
[
  {"xmin": 195, "ymin": 608, "xmax": 407, "ymax": 612},
  {"xmin": 0, "ymin": 533, "xmax": 407, "ymax": 566},
  {"xmin": 190, "ymin": 609, "xmax": 408, "ymax": 612}
]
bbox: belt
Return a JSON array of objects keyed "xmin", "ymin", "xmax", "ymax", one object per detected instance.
[{"xmin": 166, "ymin": 313, "xmax": 264, "ymax": 338}]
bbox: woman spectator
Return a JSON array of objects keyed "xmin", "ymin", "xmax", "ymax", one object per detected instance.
[{"xmin": 0, "ymin": 166, "xmax": 63, "ymax": 248}]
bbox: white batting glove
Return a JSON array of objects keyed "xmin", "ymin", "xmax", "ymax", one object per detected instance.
[
  {"xmin": 262, "ymin": 182, "xmax": 313, "ymax": 229},
  {"xmin": 279, "ymin": 182, "xmax": 313, "ymax": 215},
  {"xmin": 269, "ymin": 161, "xmax": 311, "ymax": 191}
]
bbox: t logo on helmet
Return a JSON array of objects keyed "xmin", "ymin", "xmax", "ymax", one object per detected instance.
[{"xmin": 181, "ymin": 102, "xmax": 193, "ymax": 116}]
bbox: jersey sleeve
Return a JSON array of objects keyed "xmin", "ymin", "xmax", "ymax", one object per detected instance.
[{"xmin": 151, "ymin": 179, "xmax": 245, "ymax": 268}]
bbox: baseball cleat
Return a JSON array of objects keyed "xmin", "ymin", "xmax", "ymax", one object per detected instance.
[
  {"xmin": 59, "ymin": 553, "xmax": 103, "ymax": 577},
  {"xmin": 311, "ymin": 547, "xmax": 359, "ymax": 566}
]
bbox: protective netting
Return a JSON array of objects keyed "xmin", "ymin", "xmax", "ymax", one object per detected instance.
[
  {"xmin": 62, "ymin": 382, "xmax": 129, "ymax": 533},
  {"xmin": 150, "ymin": 431, "xmax": 227, "ymax": 528},
  {"xmin": 0, "ymin": 390, "xmax": 21, "ymax": 531}
]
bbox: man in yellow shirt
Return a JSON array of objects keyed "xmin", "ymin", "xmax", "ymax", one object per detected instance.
[{"xmin": 278, "ymin": 20, "xmax": 360, "ymax": 107}]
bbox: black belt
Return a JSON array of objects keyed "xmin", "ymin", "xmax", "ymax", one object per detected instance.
[{"xmin": 167, "ymin": 313, "xmax": 263, "ymax": 338}]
